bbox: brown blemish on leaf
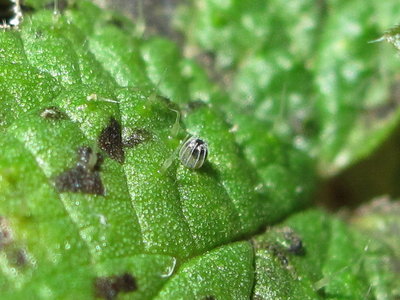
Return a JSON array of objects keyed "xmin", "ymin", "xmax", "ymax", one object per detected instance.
[
  {"xmin": 94, "ymin": 273, "xmax": 137, "ymax": 300},
  {"xmin": 0, "ymin": 217, "xmax": 29, "ymax": 268},
  {"xmin": 0, "ymin": 216, "xmax": 12, "ymax": 250},
  {"xmin": 98, "ymin": 118, "xmax": 124, "ymax": 163},
  {"xmin": 123, "ymin": 129, "xmax": 152, "ymax": 148},
  {"xmin": 269, "ymin": 244, "xmax": 289, "ymax": 266},
  {"xmin": 40, "ymin": 106, "xmax": 68, "ymax": 120},
  {"xmin": 55, "ymin": 147, "xmax": 105, "ymax": 195},
  {"xmin": 8, "ymin": 248, "xmax": 28, "ymax": 267}
]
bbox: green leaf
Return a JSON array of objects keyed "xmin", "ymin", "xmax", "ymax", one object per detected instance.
[
  {"xmin": 252, "ymin": 208, "xmax": 400, "ymax": 299},
  {"xmin": 351, "ymin": 198, "xmax": 400, "ymax": 298},
  {"xmin": 0, "ymin": 1, "xmax": 315, "ymax": 298},
  {"xmin": 0, "ymin": 63, "xmax": 62, "ymax": 129},
  {"xmin": 313, "ymin": 0, "xmax": 400, "ymax": 176},
  {"xmin": 1, "ymin": 0, "xmax": 399, "ymax": 298},
  {"xmin": 177, "ymin": 0, "xmax": 400, "ymax": 176},
  {"xmin": 155, "ymin": 242, "xmax": 254, "ymax": 299}
]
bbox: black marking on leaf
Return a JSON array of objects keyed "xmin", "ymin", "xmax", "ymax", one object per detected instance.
[
  {"xmin": 54, "ymin": 163, "xmax": 104, "ymax": 194},
  {"xmin": 40, "ymin": 106, "xmax": 68, "ymax": 120},
  {"xmin": 203, "ymin": 296, "xmax": 216, "ymax": 300},
  {"xmin": 55, "ymin": 147, "xmax": 104, "ymax": 195},
  {"xmin": 0, "ymin": 0, "xmax": 22, "ymax": 27},
  {"xmin": 123, "ymin": 129, "xmax": 152, "ymax": 148},
  {"xmin": 94, "ymin": 273, "xmax": 137, "ymax": 300},
  {"xmin": 283, "ymin": 227, "xmax": 304, "ymax": 256},
  {"xmin": 98, "ymin": 118, "xmax": 125, "ymax": 163},
  {"xmin": 0, "ymin": 216, "xmax": 12, "ymax": 250}
]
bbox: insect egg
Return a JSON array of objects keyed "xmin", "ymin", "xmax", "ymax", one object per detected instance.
[{"xmin": 179, "ymin": 137, "xmax": 208, "ymax": 169}]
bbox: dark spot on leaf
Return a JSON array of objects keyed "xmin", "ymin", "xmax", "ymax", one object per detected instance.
[
  {"xmin": 269, "ymin": 244, "xmax": 289, "ymax": 266},
  {"xmin": 8, "ymin": 248, "xmax": 27, "ymax": 267},
  {"xmin": 123, "ymin": 129, "xmax": 152, "ymax": 148},
  {"xmin": 55, "ymin": 164, "xmax": 104, "ymax": 195},
  {"xmin": 55, "ymin": 147, "xmax": 104, "ymax": 195},
  {"xmin": 94, "ymin": 273, "xmax": 137, "ymax": 300},
  {"xmin": 40, "ymin": 106, "xmax": 68, "ymax": 120},
  {"xmin": 203, "ymin": 296, "xmax": 216, "ymax": 300},
  {"xmin": 0, "ymin": 216, "xmax": 12, "ymax": 250},
  {"xmin": 283, "ymin": 228, "xmax": 304, "ymax": 256},
  {"xmin": 106, "ymin": 17, "xmax": 124, "ymax": 28},
  {"xmin": 0, "ymin": 0, "xmax": 22, "ymax": 27},
  {"xmin": 98, "ymin": 118, "xmax": 124, "ymax": 163},
  {"xmin": 34, "ymin": 30, "xmax": 43, "ymax": 38},
  {"xmin": 0, "ymin": 217, "xmax": 29, "ymax": 268},
  {"xmin": 184, "ymin": 100, "xmax": 207, "ymax": 114}
]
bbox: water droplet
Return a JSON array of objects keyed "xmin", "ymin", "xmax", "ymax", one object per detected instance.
[{"xmin": 161, "ymin": 257, "xmax": 177, "ymax": 278}]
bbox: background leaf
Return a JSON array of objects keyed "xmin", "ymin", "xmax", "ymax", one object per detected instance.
[
  {"xmin": 0, "ymin": 0, "xmax": 399, "ymax": 299},
  {"xmin": 176, "ymin": 0, "xmax": 400, "ymax": 176}
]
